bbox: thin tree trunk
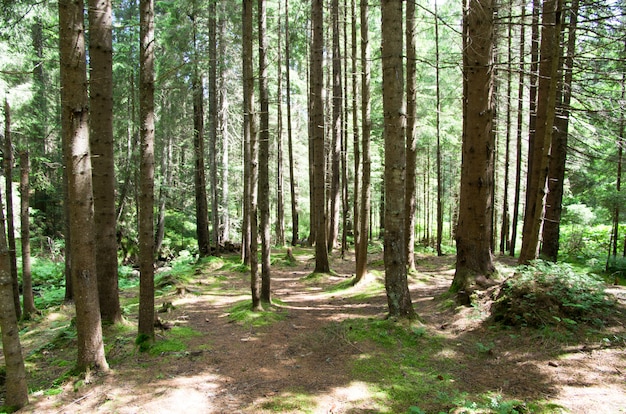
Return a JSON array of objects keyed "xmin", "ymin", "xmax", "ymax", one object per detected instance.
[
  {"xmin": 500, "ymin": 4, "xmax": 513, "ymax": 255},
  {"xmin": 351, "ymin": 0, "xmax": 360, "ymax": 258},
  {"xmin": 258, "ymin": 0, "xmax": 272, "ymax": 304},
  {"xmin": 519, "ymin": 0, "xmax": 564, "ymax": 264},
  {"xmin": 218, "ymin": 8, "xmax": 230, "ymax": 243},
  {"xmin": 138, "ymin": 0, "xmax": 156, "ymax": 343},
  {"xmin": 355, "ymin": 0, "xmax": 371, "ymax": 284},
  {"xmin": 405, "ymin": 0, "xmax": 418, "ymax": 270},
  {"xmin": 243, "ymin": 0, "xmax": 261, "ymax": 310},
  {"xmin": 0, "ymin": 190, "xmax": 28, "ymax": 408},
  {"xmin": 435, "ymin": 1, "xmax": 444, "ymax": 257},
  {"xmin": 328, "ymin": 0, "xmax": 342, "ymax": 252},
  {"xmin": 155, "ymin": 101, "xmax": 173, "ymax": 256},
  {"xmin": 88, "ymin": 0, "xmax": 121, "ymax": 324},
  {"xmin": 311, "ymin": 0, "xmax": 330, "ymax": 273},
  {"xmin": 381, "ymin": 0, "xmax": 415, "ymax": 318},
  {"xmin": 276, "ymin": 1, "xmax": 285, "ymax": 247},
  {"xmin": 510, "ymin": 4, "xmax": 526, "ymax": 257},
  {"xmin": 285, "ymin": 0, "xmax": 299, "ymax": 247},
  {"xmin": 2, "ymin": 99, "xmax": 20, "ymax": 320},
  {"xmin": 208, "ymin": 0, "xmax": 220, "ymax": 253},
  {"xmin": 20, "ymin": 151, "xmax": 37, "ymax": 317},
  {"xmin": 192, "ymin": 11, "xmax": 210, "ymax": 258}
]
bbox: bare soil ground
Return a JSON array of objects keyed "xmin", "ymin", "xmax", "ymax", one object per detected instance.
[{"xmin": 6, "ymin": 250, "xmax": 626, "ymax": 413}]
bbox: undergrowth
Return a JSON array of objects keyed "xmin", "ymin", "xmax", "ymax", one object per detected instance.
[{"xmin": 492, "ymin": 260, "xmax": 616, "ymax": 328}]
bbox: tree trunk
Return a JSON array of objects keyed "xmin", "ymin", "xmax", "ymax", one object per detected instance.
[
  {"xmin": 0, "ymin": 191, "xmax": 28, "ymax": 408},
  {"xmin": 20, "ymin": 151, "xmax": 37, "ymax": 317},
  {"xmin": 208, "ymin": 0, "xmax": 220, "ymax": 253},
  {"xmin": 519, "ymin": 0, "xmax": 564, "ymax": 264},
  {"xmin": 243, "ymin": 0, "xmax": 261, "ymax": 310},
  {"xmin": 276, "ymin": 3, "xmax": 285, "ymax": 247},
  {"xmin": 381, "ymin": 0, "xmax": 415, "ymax": 319},
  {"xmin": 405, "ymin": 0, "xmax": 418, "ymax": 270},
  {"xmin": 355, "ymin": 0, "xmax": 371, "ymax": 284},
  {"xmin": 328, "ymin": 0, "xmax": 342, "ymax": 253},
  {"xmin": 192, "ymin": 12, "xmax": 210, "ymax": 258},
  {"xmin": 242, "ymin": 0, "xmax": 253, "ymax": 267},
  {"xmin": 88, "ymin": 0, "xmax": 122, "ymax": 324},
  {"xmin": 510, "ymin": 3, "xmax": 527, "ymax": 257},
  {"xmin": 451, "ymin": 0, "xmax": 496, "ymax": 294},
  {"xmin": 500, "ymin": 4, "xmax": 513, "ymax": 255},
  {"xmin": 155, "ymin": 99, "xmax": 173, "ymax": 256},
  {"xmin": 258, "ymin": 0, "xmax": 272, "ymax": 304},
  {"xmin": 285, "ymin": 0, "xmax": 299, "ymax": 247},
  {"xmin": 435, "ymin": 1, "xmax": 444, "ymax": 257},
  {"xmin": 59, "ymin": 0, "xmax": 109, "ymax": 371},
  {"xmin": 541, "ymin": 0, "xmax": 578, "ymax": 262},
  {"xmin": 218, "ymin": 9, "xmax": 230, "ymax": 243},
  {"xmin": 138, "ymin": 0, "xmax": 156, "ymax": 343},
  {"xmin": 2, "ymin": 98, "xmax": 20, "ymax": 321},
  {"xmin": 351, "ymin": 0, "xmax": 360, "ymax": 259},
  {"xmin": 311, "ymin": 0, "xmax": 330, "ymax": 273}
]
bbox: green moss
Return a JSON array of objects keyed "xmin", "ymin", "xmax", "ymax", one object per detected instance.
[{"xmin": 228, "ymin": 300, "xmax": 287, "ymax": 327}]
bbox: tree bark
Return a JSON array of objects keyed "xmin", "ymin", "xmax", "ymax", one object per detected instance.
[
  {"xmin": 59, "ymin": 0, "xmax": 109, "ymax": 371},
  {"xmin": 405, "ymin": 0, "xmax": 418, "ymax": 270},
  {"xmin": 311, "ymin": 0, "xmax": 330, "ymax": 273},
  {"xmin": 381, "ymin": 0, "xmax": 415, "ymax": 319},
  {"xmin": 510, "ymin": 3, "xmax": 527, "ymax": 257},
  {"xmin": 138, "ymin": 0, "xmax": 156, "ymax": 342},
  {"xmin": 258, "ymin": 0, "xmax": 272, "ymax": 304},
  {"xmin": 355, "ymin": 0, "xmax": 371, "ymax": 284},
  {"xmin": 20, "ymin": 151, "xmax": 37, "ymax": 317},
  {"xmin": 88, "ymin": 0, "xmax": 122, "ymax": 324},
  {"xmin": 451, "ymin": 0, "xmax": 496, "ymax": 294},
  {"xmin": 541, "ymin": 0, "xmax": 578, "ymax": 262},
  {"xmin": 285, "ymin": 0, "xmax": 299, "ymax": 247},
  {"xmin": 0, "ymin": 191, "xmax": 28, "ymax": 408},
  {"xmin": 3, "ymin": 98, "xmax": 20, "ymax": 320},
  {"xmin": 328, "ymin": 0, "xmax": 342, "ymax": 253},
  {"xmin": 519, "ymin": 0, "xmax": 564, "ymax": 264},
  {"xmin": 208, "ymin": 0, "xmax": 220, "ymax": 253},
  {"xmin": 192, "ymin": 10, "xmax": 210, "ymax": 258}
]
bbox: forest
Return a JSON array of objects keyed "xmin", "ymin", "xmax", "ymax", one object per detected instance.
[{"xmin": 0, "ymin": 0, "xmax": 625, "ymax": 412}]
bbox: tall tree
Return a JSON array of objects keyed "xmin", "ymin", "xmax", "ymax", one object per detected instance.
[
  {"xmin": 88, "ymin": 0, "xmax": 122, "ymax": 324},
  {"xmin": 258, "ymin": 0, "xmax": 271, "ymax": 304},
  {"xmin": 243, "ymin": 0, "xmax": 261, "ymax": 310},
  {"xmin": 20, "ymin": 151, "xmax": 37, "ymax": 317},
  {"xmin": 381, "ymin": 0, "xmax": 415, "ymax": 318},
  {"xmin": 405, "ymin": 0, "xmax": 418, "ymax": 270},
  {"xmin": 354, "ymin": 0, "xmax": 371, "ymax": 284},
  {"xmin": 311, "ymin": 0, "xmax": 330, "ymax": 273},
  {"xmin": 285, "ymin": 0, "xmax": 299, "ymax": 246},
  {"xmin": 138, "ymin": 0, "xmax": 156, "ymax": 343},
  {"xmin": 276, "ymin": 0, "xmax": 285, "ymax": 247},
  {"xmin": 192, "ymin": 7, "xmax": 210, "ymax": 258},
  {"xmin": 510, "ymin": 3, "xmax": 527, "ymax": 257},
  {"xmin": 518, "ymin": 0, "xmax": 563, "ymax": 264},
  {"xmin": 435, "ymin": 0, "xmax": 444, "ymax": 257},
  {"xmin": 208, "ymin": 0, "xmax": 220, "ymax": 252},
  {"xmin": 242, "ymin": 0, "xmax": 254, "ymax": 267},
  {"xmin": 3, "ymin": 98, "xmax": 20, "ymax": 320},
  {"xmin": 0, "ymin": 191, "xmax": 28, "ymax": 409},
  {"xmin": 451, "ymin": 0, "xmax": 496, "ymax": 294},
  {"xmin": 59, "ymin": 0, "xmax": 109, "ymax": 371},
  {"xmin": 328, "ymin": 0, "xmax": 342, "ymax": 252},
  {"xmin": 541, "ymin": 0, "xmax": 578, "ymax": 261}
]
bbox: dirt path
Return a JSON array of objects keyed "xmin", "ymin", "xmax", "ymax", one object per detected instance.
[{"xmin": 14, "ymin": 252, "xmax": 626, "ymax": 413}]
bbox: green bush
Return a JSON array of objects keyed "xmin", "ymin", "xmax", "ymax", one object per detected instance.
[{"xmin": 492, "ymin": 260, "xmax": 615, "ymax": 328}]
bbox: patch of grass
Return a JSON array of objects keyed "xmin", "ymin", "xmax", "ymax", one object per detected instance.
[
  {"xmin": 228, "ymin": 300, "xmax": 287, "ymax": 328},
  {"xmin": 148, "ymin": 326, "xmax": 203, "ymax": 356},
  {"xmin": 259, "ymin": 389, "xmax": 316, "ymax": 412}
]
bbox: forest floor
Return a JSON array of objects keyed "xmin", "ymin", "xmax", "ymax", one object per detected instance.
[{"xmin": 5, "ymin": 248, "xmax": 626, "ymax": 413}]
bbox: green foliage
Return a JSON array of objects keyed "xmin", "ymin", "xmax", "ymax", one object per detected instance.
[
  {"xmin": 492, "ymin": 260, "xmax": 615, "ymax": 328},
  {"xmin": 227, "ymin": 300, "xmax": 286, "ymax": 328},
  {"xmin": 30, "ymin": 257, "xmax": 65, "ymax": 308}
]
